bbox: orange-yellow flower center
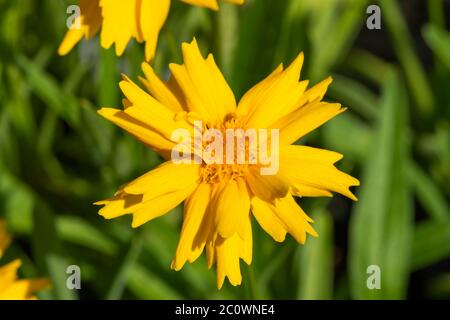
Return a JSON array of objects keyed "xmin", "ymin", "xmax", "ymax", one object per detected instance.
[
  {"xmin": 200, "ymin": 113, "xmax": 250, "ymax": 184},
  {"xmin": 201, "ymin": 163, "xmax": 247, "ymax": 184}
]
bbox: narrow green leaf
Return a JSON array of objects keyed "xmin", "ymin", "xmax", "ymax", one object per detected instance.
[
  {"xmin": 16, "ymin": 54, "xmax": 80, "ymax": 127},
  {"xmin": 216, "ymin": 2, "xmax": 239, "ymax": 79},
  {"xmin": 349, "ymin": 70, "xmax": 413, "ymax": 299},
  {"xmin": 344, "ymin": 49, "xmax": 391, "ymax": 86},
  {"xmin": 310, "ymin": 0, "xmax": 370, "ymax": 81},
  {"xmin": 106, "ymin": 234, "xmax": 143, "ymax": 300},
  {"xmin": 379, "ymin": 0, "xmax": 434, "ymax": 118},
  {"xmin": 98, "ymin": 47, "xmax": 119, "ymax": 107},
  {"xmin": 408, "ymin": 162, "xmax": 449, "ymax": 222},
  {"xmin": 128, "ymin": 264, "xmax": 183, "ymax": 300},
  {"xmin": 33, "ymin": 206, "xmax": 77, "ymax": 300},
  {"xmin": 56, "ymin": 216, "xmax": 118, "ymax": 256},
  {"xmin": 422, "ymin": 24, "xmax": 450, "ymax": 71},
  {"xmin": 297, "ymin": 210, "xmax": 334, "ymax": 300},
  {"xmin": 412, "ymin": 219, "xmax": 450, "ymax": 271},
  {"xmin": 323, "ymin": 112, "xmax": 371, "ymax": 161},
  {"xmin": 329, "ymin": 74, "xmax": 378, "ymax": 120}
]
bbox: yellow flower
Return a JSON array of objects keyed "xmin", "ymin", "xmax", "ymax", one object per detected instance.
[
  {"xmin": 0, "ymin": 220, "xmax": 50, "ymax": 300},
  {"xmin": 58, "ymin": 0, "xmax": 245, "ymax": 61},
  {"xmin": 95, "ymin": 39, "xmax": 359, "ymax": 289}
]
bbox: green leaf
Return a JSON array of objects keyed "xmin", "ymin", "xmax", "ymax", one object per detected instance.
[
  {"xmin": 323, "ymin": 112, "xmax": 371, "ymax": 161},
  {"xmin": 412, "ymin": 219, "xmax": 450, "ymax": 271},
  {"xmin": 343, "ymin": 49, "xmax": 392, "ymax": 86},
  {"xmin": 309, "ymin": 0, "xmax": 370, "ymax": 81},
  {"xmin": 297, "ymin": 210, "xmax": 334, "ymax": 300},
  {"xmin": 128, "ymin": 264, "xmax": 183, "ymax": 300},
  {"xmin": 329, "ymin": 74, "xmax": 378, "ymax": 120},
  {"xmin": 56, "ymin": 216, "xmax": 118, "ymax": 256},
  {"xmin": 379, "ymin": 0, "xmax": 434, "ymax": 118},
  {"xmin": 422, "ymin": 24, "xmax": 450, "ymax": 71},
  {"xmin": 32, "ymin": 205, "xmax": 78, "ymax": 300},
  {"xmin": 215, "ymin": 2, "xmax": 239, "ymax": 79},
  {"xmin": 98, "ymin": 47, "xmax": 119, "ymax": 107},
  {"xmin": 349, "ymin": 70, "xmax": 413, "ymax": 299},
  {"xmin": 16, "ymin": 54, "xmax": 81, "ymax": 127},
  {"xmin": 408, "ymin": 161, "xmax": 449, "ymax": 222},
  {"xmin": 106, "ymin": 234, "xmax": 144, "ymax": 300}
]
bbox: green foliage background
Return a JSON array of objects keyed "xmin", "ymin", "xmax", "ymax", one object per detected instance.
[{"xmin": 0, "ymin": 0, "xmax": 449, "ymax": 299}]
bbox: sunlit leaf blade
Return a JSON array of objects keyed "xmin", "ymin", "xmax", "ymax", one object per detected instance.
[
  {"xmin": 297, "ymin": 210, "xmax": 334, "ymax": 300},
  {"xmin": 379, "ymin": 0, "xmax": 434, "ymax": 118},
  {"xmin": 106, "ymin": 234, "xmax": 144, "ymax": 300},
  {"xmin": 412, "ymin": 219, "xmax": 450, "ymax": 271},
  {"xmin": 422, "ymin": 24, "xmax": 450, "ymax": 71},
  {"xmin": 408, "ymin": 162, "xmax": 449, "ymax": 222},
  {"xmin": 349, "ymin": 70, "xmax": 413, "ymax": 299},
  {"xmin": 128, "ymin": 264, "xmax": 183, "ymax": 300},
  {"xmin": 33, "ymin": 207, "xmax": 78, "ymax": 300}
]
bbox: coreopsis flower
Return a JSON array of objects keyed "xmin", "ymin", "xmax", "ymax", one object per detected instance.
[
  {"xmin": 95, "ymin": 39, "xmax": 359, "ymax": 288},
  {"xmin": 0, "ymin": 220, "xmax": 50, "ymax": 300},
  {"xmin": 58, "ymin": 0, "xmax": 245, "ymax": 61}
]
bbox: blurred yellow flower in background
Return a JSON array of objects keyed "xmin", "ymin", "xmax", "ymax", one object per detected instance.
[
  {"xmin": 0, "ymin": 221, "xmax": 50, "ymax": 300},
  {"xmin": 95, "ymin": 39, "xmax": 359, "ymax": 288},
  {"xmin": 58, "ymin": 0, "xmax": 245, "ymax": 61}
]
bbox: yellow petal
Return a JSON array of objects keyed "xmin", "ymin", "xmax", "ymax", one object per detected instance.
[
  {"xmin": 98, "ymin": 74, "xmax": 194, "ymax": 159},
  {"xmin": 95, "ymin": 193, "xmax": 143, "ymax": 220},
  {"xmin": 0, "ymin": 278, "xmax": 49, "ymax": 300},
  {"xmin": 291, "ymin": 185, "xmax": 333, "ymax": 198},
  {"xmin": 58, "ymin": 0, "xmax": 102, "ymax": 55},
  {"xmin": 213, "ymin": 178, "xmax": 250, "ymax": 238},
  {"xmin": 273, "ymin": 195, "xmax": 317, "ymax": 244},
  {"xmin": 225, "ymin": 0, "xmax": 245, "ymax": 5},
  {"xmin": 251, "ymin": 197, "xmax": 287, "ymax": 242},
  {"xmin": 297, "ymin": 76, "xmax": 333, "ymax": 108},
  {"xmin": 119, "ymin": 75, "xmax": 192, "ymax": 136},
  {"xmin": 0, "ymin": 259, "xmax": 21, "ymax": 290},
  {"xmin": 0, "ymin": 282, "xmax": 29, "ymax": 300},
  {"xmin": 139, "ymin": 0, "xmax": 171, "ymax": 61},
  {"xmin": 100, "ymin": 0, "xmax": 140, "ymax": 56},
  {"xmin": 140, "ymin": 62, "xmax": 184, "ymax": 112},
  {"xmin": 239, "ymin": 212, "xmax": 252, "ymax": 265},
  {"xmin": 96, "ymin": 161, "xmax": 200, "ymax": 226},
  {"xmin": 22, "ymin": 278, "xmax": 51, "ymax": 293},
  {"xmin": 195, "ymin": 183, "xmax": 223, "ymax": 251},
  {"xmin": 97, "ymin": 108, "xmax": 175, "ymax": 158},
  {"xmin": 242, "ymin": 53, "xmax": 308, "ymax": 129},
  {"xmin": 206, "ymin": 241, "xmax": 215, "ymax": 269},
  {"xmin": 97, "ymin": 184, "xmax": 196, "ymax": 228},
  {"xmin": 279, "ymin": 145, "xmax": 360, "ymax": 200},
  {"xmin": 181, "ymin": 0, "xmax": 244, "ymax": 10},
  {"xmin": 124, "ymin": 162, "xmax": 200, "ymax": 201},
  {"xmin": 169, "ymin": 39, "xmax": 236, "ymax": 126},
  {"xmin": 131, "ymin": 185, "xmax": 197, "ymax": 228},
  {"xmin": 236, "ymin": 64, "xmax": 283, "ymax": 118},
  {"xmin": 245, "ymin": 167, "xmax": 289, "ymax": 204},
  {"xmin": 181, "ymin": 0, "xmax": 219, "ymax": 10},
  {"xmin": 215, "ymin": 235, "xmax": 242, "ymax": 289},
  {"xmin": 172, "ymin": 183, "xmax": 212, "ymax": 271},
  {"xmin": 275, "ymin": 100, "xmax": 346, "ymax": 145}
]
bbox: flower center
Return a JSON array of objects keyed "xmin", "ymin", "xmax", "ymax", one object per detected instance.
[
  {"xmin": 200, "ymin": 113, "xmax": 250, "ymax": 184},
  {"xmin": 173, "ymin": 112, "xmax": 279, "ymax": 180},
  {"xmin": 200, "ymin": 163, "xmax": 247, "ymax": 184}
]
